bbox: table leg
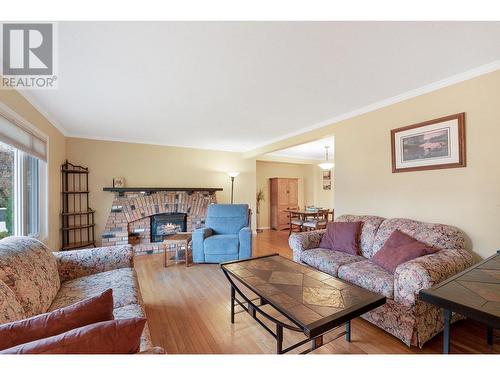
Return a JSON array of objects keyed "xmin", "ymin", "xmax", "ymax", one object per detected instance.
[
  {"xmin": 163, "ymin": 246, "xmax": 167, "ymax": 268},
  {"xmin": 276, "ymin": 325, "xmax": 283, "ymax": 354},
  {"xmin": 230, "ymin": 286, "xmax": 235, "ymax": 324},
  {"xmin": 185, "ymin": 241, "xmax": 190, "ymax": 267},
  {"xmin": 443, "ymin": 308, "xmax": 451, "ymax": 354},
  {"xmin": 346, "ymin": 320, "xmax": 351, "ymax": 342},
  {"xmin": 487, "ymin": 326, "xmax": 493, "ymax": 347},
  {"xmin": 312, "ymin": 335, "xmax": 323, "ymax": 350}
]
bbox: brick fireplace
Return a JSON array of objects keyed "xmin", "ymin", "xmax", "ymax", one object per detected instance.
[{"xmin": 101, "ymin": 188, "xmax": 221, "ymax": 255}]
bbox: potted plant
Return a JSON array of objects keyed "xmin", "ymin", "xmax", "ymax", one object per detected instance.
[{"xmin": 256, "ymin": 189, "xmax": 265, "ymax": 233}]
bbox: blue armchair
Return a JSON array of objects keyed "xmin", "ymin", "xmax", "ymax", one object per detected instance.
[{"xmin": 192, "ymin": 204, "xmax": 252, "ymax": 263}]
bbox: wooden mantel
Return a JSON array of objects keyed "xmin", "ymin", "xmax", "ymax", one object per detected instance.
[{"xmin": 103, "ymin": 187, "xmax": 223, "ymax": 196}]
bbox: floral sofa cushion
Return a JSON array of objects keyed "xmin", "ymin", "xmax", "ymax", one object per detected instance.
[
  {"xmin": 336, "ymin": 215, "xmax": 386, "ymax": 258},
  {"xmin": 371, "ymin": 218, "xmax": 466, "ymax": 257},
  {"xmin": 300, "ymin": 248, "xmax": 365, "ymax": 277},
  {"xmin": 0, "ymin": 237, "xmax": 60, "ymax": 317},
  {"xmin": 394, "ymin": 247, "xmax": 473, "ymax": 307},
  {"xmin": 0, "ymin": 279, "xmax": 26, "ymax": 324},
  {"xmin": 49, "ymin": 268, "xmax": 141, "ymax": 311},
  {"xmin": 338, "ymin": 260, "xmax": 394, "ymax": 299},
  {"xmin": 53, "ymin": 245, "xmax": 134, "ymax": 283}
]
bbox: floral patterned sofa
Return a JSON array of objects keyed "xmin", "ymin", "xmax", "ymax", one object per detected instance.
[
  {"xmin": 0, "ymin": 236, "xmax": 164, "ymax": 354},
  {"xmin": 289, "ymin": 215, "xmax": 474, "ymax": 347}
]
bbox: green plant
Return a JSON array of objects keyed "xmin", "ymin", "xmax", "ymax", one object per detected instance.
[
  {"xmin": 256, "ymin": 189, "xmax": 265, "ymax": 214},
  {"xmin": 0, "ymin": 231, "xmax": 9, "ymax": 240}
]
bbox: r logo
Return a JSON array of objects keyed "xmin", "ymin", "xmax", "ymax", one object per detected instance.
[{"xmin": 2, "ymin": 23, "xmax": 53, "ymax": 76}]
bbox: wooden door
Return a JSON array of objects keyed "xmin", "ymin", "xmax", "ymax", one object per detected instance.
[
  {"xmin": 270, "ymin": 178, "xmax": 278, "ymax": 230},
  {"xmin": 287, "ymin": 179, "xmax": 298, "ymax": 208},
  {"xmin": 270, "ymin": 178, "xmax": 300, "ymax": 231}
]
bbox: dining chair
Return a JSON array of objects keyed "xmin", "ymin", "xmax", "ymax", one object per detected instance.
[
  {"xmin": 288, "ymin": 207, "xmax": 303, "ymax": 236},
  {"xmin": 302, "ymin": 209, "xmax": 329, "ymax": 231}
]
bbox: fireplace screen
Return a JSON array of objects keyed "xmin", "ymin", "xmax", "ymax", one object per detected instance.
[{"xmin": 150, "ymin": 213, "xmax": 187, "ymax": 242}]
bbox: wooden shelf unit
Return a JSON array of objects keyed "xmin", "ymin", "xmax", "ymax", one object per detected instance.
[{"xmin": 60, "ymin": 161, "xmax": 96, "ymax": 251}]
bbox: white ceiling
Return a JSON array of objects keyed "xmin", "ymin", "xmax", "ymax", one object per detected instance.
[
  {"xmin": 21, "ymin": 22, "xmax": 500, "ymax": 152},
  {"xmin": 266, "ymin": 138, "xmax": 334, "ymax": 160}
]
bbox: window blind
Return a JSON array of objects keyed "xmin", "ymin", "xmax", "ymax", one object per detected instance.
[{"xmin": 0, "ymin": 112, "xmax": 47, "ymax": 161}]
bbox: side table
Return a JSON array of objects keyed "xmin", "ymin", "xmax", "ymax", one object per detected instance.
[{"xmin": 162, "ymin": 232, "xmax": 192, "ymax": 268}]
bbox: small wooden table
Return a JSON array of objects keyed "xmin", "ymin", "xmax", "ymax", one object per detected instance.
[{"xmin": 162, "ymin": 232, "xmax": 192, "ymax": 268}]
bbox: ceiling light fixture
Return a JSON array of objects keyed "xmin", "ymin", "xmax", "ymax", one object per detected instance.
[{"xmin": 318, "ymin": 146, "xmax": 334, "ymax": 170}]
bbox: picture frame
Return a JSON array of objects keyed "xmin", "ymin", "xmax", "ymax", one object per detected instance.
[
  {"xmin": 112, "ymin": 177, "xmax": 125, "ymax": 188},
  {"xmin": 322, "ymin": 170, "xmax": 332, "ymax": 190},
  {"xmin": 391, "ymin": 113, "xmax": 466, "ymax": 173}
]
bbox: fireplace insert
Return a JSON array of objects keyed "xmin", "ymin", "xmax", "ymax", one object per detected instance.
[{"xmin": 150, "ymin": 213, "xmax": 187, "ymax": 242}]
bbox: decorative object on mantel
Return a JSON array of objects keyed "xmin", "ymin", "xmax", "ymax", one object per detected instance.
[
  {"xmin": 391, "ymin": 113, "xmax": 466, "ymax": 173},
  {"xmin": 228, "ymin": 171, "xmax": 240, "ymax": 204},
  {"xmin": 112, "ymin": 177, "xmax": 125, "ymax": 188},
  {"xmin": 318, "ymin": 145, "xmax": 334, "ymax": 170},
  {"xmin": 256, "ymin": 188, "xmax": 265, "ymax": 233},
  {"xmin": 101, "ymin": 188, "xmax": 221, "ymax": 255},
  {"xmin": 60, "ymin": 160, "xmax": 95, "ymax": 251}
]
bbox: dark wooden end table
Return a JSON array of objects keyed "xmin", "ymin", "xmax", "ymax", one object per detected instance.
[
  {"xmin": 420, "ymin": 250, "xmax": 499, "ymax": 354},
  {"xmin": 221, "ymin": 254, "xmax": 386, "ymax": 354}
]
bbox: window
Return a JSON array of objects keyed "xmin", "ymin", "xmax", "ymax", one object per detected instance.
[{"xmin": 0, "ymin": 109, "xmax": 47, "ymax": 240}]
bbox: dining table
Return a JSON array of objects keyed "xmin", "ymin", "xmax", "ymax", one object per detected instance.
[{"xmin": 283, "ymin": 208, "xmax": 333, "ymax": 232}]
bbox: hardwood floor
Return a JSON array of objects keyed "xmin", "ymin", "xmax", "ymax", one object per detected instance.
[{"xmin": 135, "ymin": 230, "xmax": 498, "ymax": 354}]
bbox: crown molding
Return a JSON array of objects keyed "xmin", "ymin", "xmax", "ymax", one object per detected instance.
[
  {"xmin": 16, "ymin": 90, "xmax": 69, "ymax": 136},
  {"xmin": 245, "ymin": 59, "xmax": 500, "ymax": 156},
  {"xmin": 65, "ymin": 133, "xmax": 244, "ymax": 154},
  {"xmin": 8, "ymin": 59, "xmax": 500, "ymax": 154}
]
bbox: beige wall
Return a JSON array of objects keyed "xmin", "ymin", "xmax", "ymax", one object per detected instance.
[
  {"xmin": 0, "ymin": 91, "xmax": 66, "ymax": 250},
  {"xmin": 311, "ymin": 165, "xmax": 335, "ymax": 210},
  {"xmin": 255, "ymin": 160, "xmax": 334, "ymax": 229},
  {"xmin": 65, "ymin": 138, "xmax": 256, "ymax": 245},
  {"xmin": 250, "ymin": 70, "xmax": 500, "ymax": 259}
]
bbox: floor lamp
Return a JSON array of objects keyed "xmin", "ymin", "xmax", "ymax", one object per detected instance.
[{"xmin": 228, "ymin": 171, "xmax": 239, "ymax": 204}]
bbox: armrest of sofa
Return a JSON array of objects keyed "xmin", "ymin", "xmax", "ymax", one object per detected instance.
[
  {"xmin": 192, "ymin": 227, "xmax": 213, "ymax": 263},
  {"xmin": 394, "ymin": 248, "xmax": 474, "ymax": 307},
  {"xmin": 288, "ymin": 229, "xmax": 326, "ymax": 263},
  {"xmin": 53, "ymin": 244, "xmax": 134, "ymax": 282},
  {"xmin": 238, "ymin": 226, "xmax": 252, "ymax": 259}
]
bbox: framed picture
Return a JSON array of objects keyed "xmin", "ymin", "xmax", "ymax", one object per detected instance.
[
  {"xmin": 391, "ymin": 113, "xmax": 466, "ymax": 173},
  {"xmin": 112, "ymin": 177, "xmax": 125, "ymax": 187},
  {"xmin": 322, "ymin": 169, "xmax": 332, "ymax": 190}
]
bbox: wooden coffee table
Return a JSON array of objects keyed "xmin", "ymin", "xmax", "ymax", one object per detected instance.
[
  {"xmin": 420, "ymin": 250, "xmax": 500, "ymax": 354},
  {"xmin": 162, "ymin": 232, "xmax": 192, "ymax": 268},
  {"xmin": 221, "ymin": 254, "xmax": 386, "ymax": 354}
]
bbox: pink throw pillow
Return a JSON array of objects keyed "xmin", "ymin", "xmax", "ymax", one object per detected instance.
[
  {"xmin": 0, "ymin": 318, "xmax": 146, "ymax": 354},
  {"xmin": 319, "ymin": 221, "xmax": 362, "ymax": 255},
  {"xmin": 372, "ymin": 230, "xmax": 439, "ymax": 273},
  {"xmin": 0, "ymin": 289, "xmax": 114, "ymax": 351}
]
